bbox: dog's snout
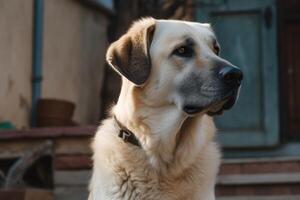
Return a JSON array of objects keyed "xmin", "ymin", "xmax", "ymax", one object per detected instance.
[{"xmin": 218, "ymin": 66, "xmax": 243, "ymax": 86}]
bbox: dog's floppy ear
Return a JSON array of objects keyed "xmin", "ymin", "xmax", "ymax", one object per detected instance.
[{"xmin": 106, "ymin": 19, "xmax": 156, "ymax": 86}]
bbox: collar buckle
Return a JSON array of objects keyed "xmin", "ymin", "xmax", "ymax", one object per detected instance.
[
  {"xmin": 119, "ymin": 130, "xmax": 131, "ymax": 142},
  {"xmin": 114, "ymin": 115, "xmax": 142, "ymax": 148}
]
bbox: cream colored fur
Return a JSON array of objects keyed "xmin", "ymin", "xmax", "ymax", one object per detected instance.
[{"xmin": 89, "ymin": 18, "xmax": 221, "ymax": 200}]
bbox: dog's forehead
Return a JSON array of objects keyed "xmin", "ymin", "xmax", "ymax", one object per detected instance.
[{"xmin": 154, "ymin": 20, "xmax": 215, "ymax": 44}]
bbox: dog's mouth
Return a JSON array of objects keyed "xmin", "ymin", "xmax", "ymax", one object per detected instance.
[
  {"xmin": 183, "ymin": 88, "xmax": 239, "ymax": 116},
  {"xmin": 206, "ymin": 94, "xmax": 237, "ymax": 116}
]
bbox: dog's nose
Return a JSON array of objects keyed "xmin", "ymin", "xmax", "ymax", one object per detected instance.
[{"xmin": 218, "ymin": 66, "xmax": 243, "ymax": 86}]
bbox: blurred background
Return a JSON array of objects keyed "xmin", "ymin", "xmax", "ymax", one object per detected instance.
[{"xmin": 0, "ymin": 0, "xmax": 300, "ymax": 199}]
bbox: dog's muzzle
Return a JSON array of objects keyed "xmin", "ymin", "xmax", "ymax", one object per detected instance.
[
  {"xmin": 183, "ymin": 65, "xmax": 243, "ymax": 116},
  {"xmin": 207, "ymin": 66, "xmax": 243, "ymax": 115}
]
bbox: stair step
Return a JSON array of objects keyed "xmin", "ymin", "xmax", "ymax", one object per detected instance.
[
  {"xmin": 220, "ymin": 157, "xmax": 300, "ymax": 175},
  {"xmin": 223, "ymin": 156, "xmax": 300, "ymax": 164},
  {"xmin": 217, "ymin": 173, "xmax": 300, "ymax": 185},
  {"xmin": 218, "ymin": 196, "xmax": 300, "ymax": 200}
]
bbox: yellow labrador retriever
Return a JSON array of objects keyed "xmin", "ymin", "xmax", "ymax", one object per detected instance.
[{"xmin": 89, "ymin": 18, "xmax": 242, "ymax": 200}]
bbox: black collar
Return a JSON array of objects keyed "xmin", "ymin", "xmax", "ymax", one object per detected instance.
[{"xmin": 113, "ymin": 116, "xmax": 141, "ymax": 148}]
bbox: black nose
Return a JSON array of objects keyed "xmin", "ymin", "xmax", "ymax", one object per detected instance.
[{"xmin": 218, "ymin": 66, "xmax": 243, "ymax": 86}]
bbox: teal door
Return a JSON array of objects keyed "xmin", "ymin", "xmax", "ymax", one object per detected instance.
[{"xmin": 196, "ymin": 0, "xmax": 279, "ymax": 148}]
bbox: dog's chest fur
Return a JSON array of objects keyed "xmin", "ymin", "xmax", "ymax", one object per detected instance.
[
  {"xmin": 111, "ymin": 161, "xmax": 208, "ymax": 200},
  {"xmin": 90, "ymin": 118, "xmax": 220, "ymax": 200}
]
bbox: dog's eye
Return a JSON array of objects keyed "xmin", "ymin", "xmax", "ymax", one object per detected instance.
[
  {"xmin": 213, "ymin": 40, "xmax": 220, "ymax": 55},
  {"xmin": 173, "ymin": 46, "xmax": 194, "ymax": 58}
]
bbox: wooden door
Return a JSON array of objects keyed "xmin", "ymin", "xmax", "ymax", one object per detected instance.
[{"xmin": 196, "ymin": 0, "xmax": 279, "ymax": 147}]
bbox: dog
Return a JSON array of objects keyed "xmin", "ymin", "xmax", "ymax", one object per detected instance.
[{"xmin": 89, "ymin": 17, "xmax": 242, "ymax": 200}]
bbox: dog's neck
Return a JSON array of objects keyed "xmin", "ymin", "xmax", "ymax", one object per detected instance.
[{"xmin": 113, "ymin": 81, "xmax": 215, "ymax": 172}]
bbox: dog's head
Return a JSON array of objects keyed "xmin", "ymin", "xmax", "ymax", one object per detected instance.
[{"xmin": 107, "ymin": 18, "xmax": 243, "ymax": 116}]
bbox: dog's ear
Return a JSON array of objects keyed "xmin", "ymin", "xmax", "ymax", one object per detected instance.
[{"xmin": 106, "ymin": 20, "xmax": 156, "ymax": 86}]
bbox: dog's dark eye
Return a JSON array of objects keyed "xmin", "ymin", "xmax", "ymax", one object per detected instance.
[
  {"xmin": 173, "ymin": 45, "xmax": 194, "ymax": 58},
  {"xmin": 213, "ymin": 40, "xmax": 220, "ymax": 55}
]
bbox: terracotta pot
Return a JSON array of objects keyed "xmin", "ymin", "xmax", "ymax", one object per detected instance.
[{"xmin": 36, "ymin": 98, "xmax": 75, "ymax": 127}]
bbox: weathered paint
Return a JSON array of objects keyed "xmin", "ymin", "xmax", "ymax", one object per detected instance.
[
  {"xmin": 0, "ymin": 0, "xmax": 34, "ymax": 128},
  {"xmin": 41, "ymin": 0, "xmax": 108, "ymax": 125},
  {"xmin": 0, "ymin": 0, "xmax": 108, "ymax": 128}
]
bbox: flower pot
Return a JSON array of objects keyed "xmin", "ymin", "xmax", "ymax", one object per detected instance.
[{"xmin": 36, "ymin": 98, "xmax": 75, "ymax": 127}]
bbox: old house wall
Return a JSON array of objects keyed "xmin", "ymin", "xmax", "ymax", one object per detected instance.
[
  {"xmin": 0, "ymin": 0, "xmax": 34, "ymax": 128},
  {"xmin": 42, "ymin": 0, "xmax": 108, "ymax": 125},
  {"xmin": 0, "ymin": 0, "xmax": 108, "ymax": 128}
]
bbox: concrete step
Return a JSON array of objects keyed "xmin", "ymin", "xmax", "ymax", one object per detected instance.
[
  {"xmin": 218, "ymin": 196, "xmax": 300, "ymax": 200},
  {"xmin": 54, "ymin": 170, "xmax": 91, "ymax": 200},
  {"xmin": 220, "ymin": 157, "xmax": 300, "ymax": 175},
  {"xmin": 217, "ymin": 158, "xmax": 300, "ymax": 197},
  {"xmin": 217, "ymin": 172, "xmax": 300, "ymax": 185}
]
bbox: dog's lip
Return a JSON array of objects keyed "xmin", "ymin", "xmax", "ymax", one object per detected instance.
[
  {"xmin": 206, "ymin": 96, "xmax": 235, "ymax": 116},
  {"xmin": 183, "ymin": 105, "xmax": 204, "ymax": 115},
  {"xmin": 223, "ymin": 95, "xmax": 236, "ymax": 110},
  {"xmin": 207, "ymin": 91, "xmax": 238, "ymax": 116},
  {"xmin": 183, "ymin": 89, "xmax": 238, "ymax": 116}
]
